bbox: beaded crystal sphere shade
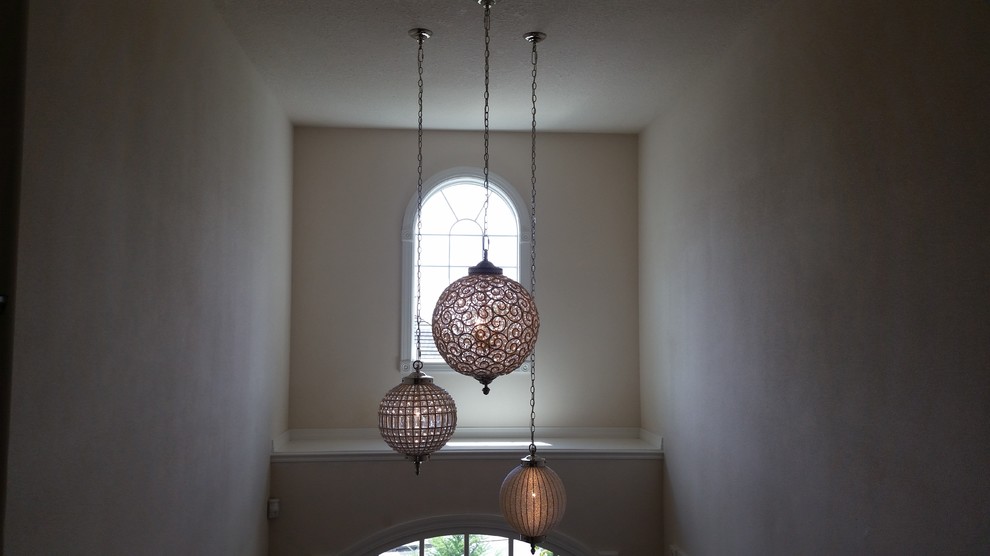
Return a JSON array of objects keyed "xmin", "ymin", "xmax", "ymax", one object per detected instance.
[
  {"xmin": 378, "ymin": 366, "xmax": 457, "ymax": 475},
  {"xmin": 499, "ymin": 455, "xmax": 567, "ymax": 553},
  {"xmin": 432, "ymin": 257, "xmax": 539, "ymax": 394}
]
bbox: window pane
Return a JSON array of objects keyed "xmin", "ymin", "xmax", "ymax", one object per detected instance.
[
  {"xmin": 472, "ymin": 534, "xmax": 508, "ymax": 555},
  {"xmin": 425, "ymin": 534, "xmax": 466, "ymax": 556},
  {"xmin": 418, "ymin": 328, "xmax": 441, "ymax": 361},
  {"xmin": 380, "ymin": 540, "xmax": 420, "ymax": 555},
  {"xmin": 449, "ymin": 234, "xmax": 484, "ymax": 267},
  {"xmin": 485, "ymin": 195, "xmax": 518, "ymax": 236},
  {"xmin": 421, "ymin": 193, "xmax": 458, "ymax": 234},
  {"xmin": 380, "ymin": 535, "xmax": 554, "ymax": 556},
  {"xmin": 419, "ymin": 234, "xmax": 451, "ymax": 266},
  {"xmin": 441, "ymin": 184, "xmax": 486, "ymax": 221},
  {"xmin": 485, "ymin": 236, "xmax": 518, "ymax": 272},
  {"xmin": 450, "ymin": 218, "xmax": 484, "ymax": 237},
  {"xmin": 418, "ymin": 266, "xmax": 452, "ymax": 315}
]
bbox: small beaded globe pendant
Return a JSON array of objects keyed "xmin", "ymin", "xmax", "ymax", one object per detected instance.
[
  {"xmin": 378, "ymin": 361, "xmax": 457, "ymax": 475},
  {"xmin": 432, "ymin": 253, "xmax": 539, "ymax": 394}
]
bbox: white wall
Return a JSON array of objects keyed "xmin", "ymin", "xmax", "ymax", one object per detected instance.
[
  {"xmin": 5, "ymin": 1, "xmax": 291, "ymax": 553},
  {"xmin": 291, "ymin": 128, "xmax": 640, "ymax": 429},
  {"xmin": 641, "ymin": 1, "xmax": 990, "ymax": 554}
]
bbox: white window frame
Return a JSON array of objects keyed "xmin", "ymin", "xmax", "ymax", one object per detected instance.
[
  {"xmin": 399, "ymin": 166, "xmax": 532, "ymax": 374},
  {"xmin": 379, "ymin": 532, "xmax": 553, "ymax": 556}
]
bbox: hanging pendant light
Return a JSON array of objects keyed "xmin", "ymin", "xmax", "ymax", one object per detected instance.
[
  {"xmin": 378, "ymin": 28, "xmax": 457, "ymax": 475},
  {"xmin": 499, "ymin": 31, "xmax": 565, "ymax": 554},
  {"xmin": 378, "ymin": 361, "xmax": 457, "ymax": 475},
  {"xmin": 500, "ymin": 454, "xmax": 567, "ymax": 552},
  {"xmin": 432, "ymin": 0, "xmax": 540, "ymax": 395}
]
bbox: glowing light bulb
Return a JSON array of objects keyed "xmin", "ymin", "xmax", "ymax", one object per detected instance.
[{"xmin": 472, "ymin": 316, "xmax": 492, "ymax": 350}]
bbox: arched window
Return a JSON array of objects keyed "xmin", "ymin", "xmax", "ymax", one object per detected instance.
[
  {"xmin": 381, "ymin": 533, "xmax": 554, "ymax": 555},
  {"xmin": 338, "ymin": 515, "xmax": 596, "ymax": 556},
  {"xmin": 400, "ymin": 167, "xmax": 531, "ymax": 374}
]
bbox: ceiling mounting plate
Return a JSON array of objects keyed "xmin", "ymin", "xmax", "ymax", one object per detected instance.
[
  {"xmin": 408, "ymin": 28, "xmax": 432, "ymax": 41},
  {"xmin": 524, "ymin": 32, "xmax": 546, "ymax": 43}
]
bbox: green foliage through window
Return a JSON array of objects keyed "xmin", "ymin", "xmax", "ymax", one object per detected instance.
[{"xmin": 426, "ymin": 534, "xmax": 488, "ymax": 556}]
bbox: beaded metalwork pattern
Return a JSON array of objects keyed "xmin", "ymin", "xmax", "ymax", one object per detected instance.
[
  {"xmin": 378, "ymin": 381, "xmax": 457, "ymax": 456},
  {"xmin": 499, "ymin": 463, "xmax": 567, "ymax": 539},
  {"xmin": 431, "ymin": 273, "xmax": 539, "ymax": 383}
]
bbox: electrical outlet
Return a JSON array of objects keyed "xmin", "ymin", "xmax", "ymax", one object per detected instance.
[
  {"xmin": 267, "ymin": 498, "xmax": 280, "ymax": 519},
  {"xmin": 670, "ymin": 545, "xmax": 688, "ymax": 556}
]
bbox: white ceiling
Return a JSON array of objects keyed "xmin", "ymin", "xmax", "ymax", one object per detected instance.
[{"xmin": 213, "ymin": 0, "xmax": 771, "ymax": 133}]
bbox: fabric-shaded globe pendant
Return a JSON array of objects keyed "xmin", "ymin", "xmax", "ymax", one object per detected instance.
[
  {"xmin": 432, "ymin": 256, "xmax": 539, "ymax": 394},
  {"xmin": 378, "ymin": 365, "xmax": 457, "ymax": 475},
  {"xmin": 499, "ymin": 455, "xmax": 567, "ymax": 553}
]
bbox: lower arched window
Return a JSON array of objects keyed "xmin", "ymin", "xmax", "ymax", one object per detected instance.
[
  {"xmin": 382, "ymin": 533, "xmax": 553, "ymax": 555},
  {"xmin": 338, "ymin": 515, "xmax": 596, "ymax": 556}
]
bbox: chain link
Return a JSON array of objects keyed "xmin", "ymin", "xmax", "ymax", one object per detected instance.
[
  {"xmin": 528, "ymin": 36, "xmax": 540, "ymax": 456},
  {"xmin": 414, "ymin": 33, "xmax": 426, "ymax": 364},
  {"xmin": 481, "ymin": 2, "xmax": 492, "ymax": 257}
]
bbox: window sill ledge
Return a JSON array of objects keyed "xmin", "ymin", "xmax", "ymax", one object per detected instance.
[{"xmin": 271, "ymin": 427, "xmax": 663, "ymax": 463}]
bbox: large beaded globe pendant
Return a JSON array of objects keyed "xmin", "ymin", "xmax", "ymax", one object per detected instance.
[
  {"xmin": 432, "ymin": 254, "xmax": 539, "ymax": 395},
  {"xmin": 378, "ymin": 28, "xmax": 457, "ymax": 475},
  {"xmin": 431, "ymin": 0, "xmax": 539, "ymax": 395}
]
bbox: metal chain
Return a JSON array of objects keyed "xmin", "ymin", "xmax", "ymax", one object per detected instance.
[
  {"xmin": 480, "ymin": 1, "xmax": 492, "ymax": 257},
  {"xmin": 414, "ymin": 32, "xmax": 426, "ymax": 364},
  {"xmin": 528, "ymin": 35, "xmax": 540, "ymax": 457}
]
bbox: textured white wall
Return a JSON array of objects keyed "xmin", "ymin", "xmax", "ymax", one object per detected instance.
[
  {"xmin": 641, "ymin": 1, "xmax": 990, "ymax": 554},
  {"xmin": 290, "ymin": 128, "xmax": 640, "ymax": 428},
  {"xmin": 6, "ymin": 1, "xmax": 291, "ymax": 553}
]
